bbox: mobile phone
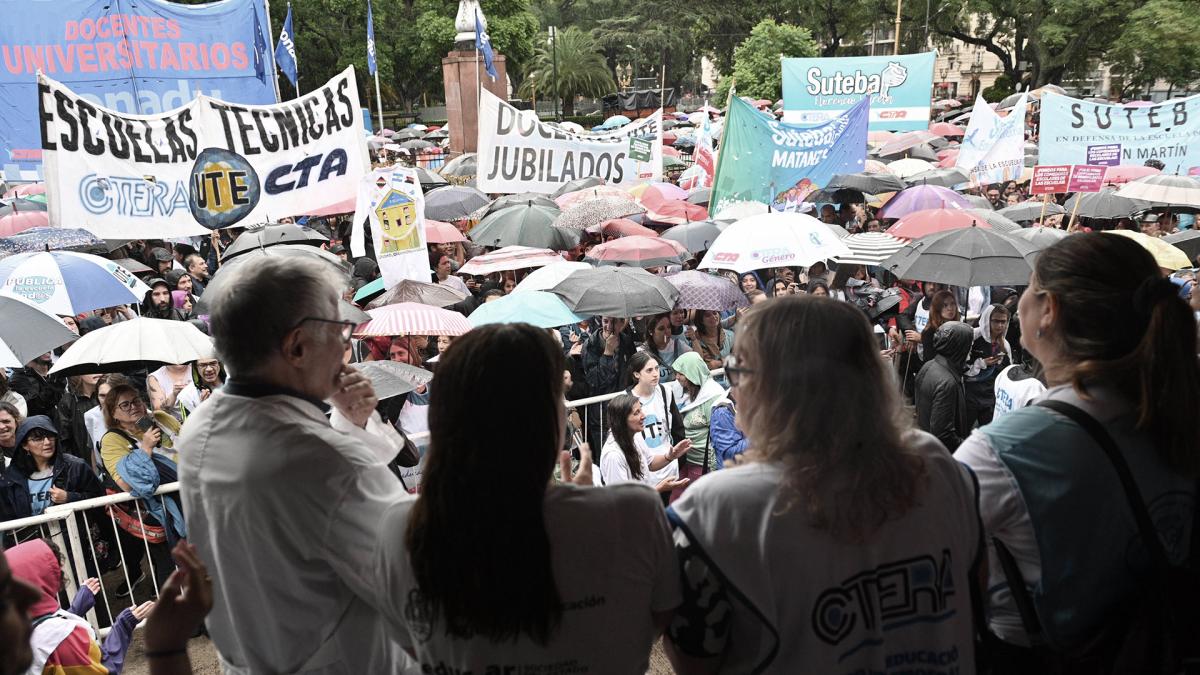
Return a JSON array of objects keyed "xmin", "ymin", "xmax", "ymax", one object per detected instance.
[
  {"xmin": 135, "ymin": 415, "xmax": 157, "ymax": 432},
  {"xmin": 876, "ymin": 332, "xmax": 889, "ymax": 350}
]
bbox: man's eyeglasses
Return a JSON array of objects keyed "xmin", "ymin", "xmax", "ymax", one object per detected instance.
[
  {"xmin": 296, "ymin": 317, "xmax": 357, "ymax": 343},
  {"xmin": 722, "ymin": 354, "xmax": 755, "ymax": 387},
  {"xmin": 116, "ymin": 399, "xmax": 145, "ymax": 412}
]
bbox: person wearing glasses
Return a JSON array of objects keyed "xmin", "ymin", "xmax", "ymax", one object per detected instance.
[
  {"xmin": 2, "ymin": 416, "xmax": 103, "ymax": 519},
  {"xmin": 665, "ymin": 296, "xmax": 981, "ymax": 674},
  {"xmin": 177, "ymin": 256, "xmax": 413, "ymax": 674},
  {"xmin": 177, "ymin": 358, "xmax": 226, "ymax": 416}
]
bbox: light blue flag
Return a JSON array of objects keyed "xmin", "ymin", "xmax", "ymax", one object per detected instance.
[
  {"xmin": 366, "ymin": 0, "xmax": 378, "ymax": 76},
  {"xmin": 475, "ymin": 10, "xmax": 497, "ymax": 81},
  {"xmin": 274, "ymin": 3, "xmax": 298, "ymax": 88}
]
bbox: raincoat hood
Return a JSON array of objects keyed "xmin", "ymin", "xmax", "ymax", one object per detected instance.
[
  {"xmin": 932, "ymin": 321, "xmax": 974, "ymax": 366},
  {"xmin": 13, "ymin": 415, "xmax": 58, "ymax": 454},
  {"xmin": 974, "ymin": 303, "xmax": 1013, "ymax": 356},
  {"xmin": 5, "ymin": 539, "xmax": 62, "ymax": 617},
  {"xmin": 675, "ymin": 352, "xmax": 725, "ymax": 413}
]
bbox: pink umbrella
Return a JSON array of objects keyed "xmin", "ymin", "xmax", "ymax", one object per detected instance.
[
  {"xmin": 665, "ymin": 270, "xmax": 749, "ymax": 311},
  {"xmin": 584, "ymin": 235, "xmax": 688, "ymax": 268},
  {"xmin": 637, "ymin": 182, "xmax": 689, "ymax": 211},
  {"xmin": 1103, "ymin": 165, "xmax": 1161, "ymax": 185},
  {"xmin": 662, "ymin": 131, "xmax": 679, "ymax": 145},
  {"xmin": 878, "ymin": 185, "xmax": 972, "ymax": 220},
  {"xmin": 644, "ymin": 200, "xmax": 708, "ymax": 225},
  {"xmin": 929, "ymin": 122, "xmax": 965, "ymax": 137},
  {"xmin": 354, "ymin": 302, "xmax": 473, "ymax": 337},
  {"xmin": 662, "ymin": 146, "xmax": 681, "ymax": 157},
  {"xmin": 425, "ymin": 220, "xmax": 467, "ymax": 244},
  {"xmin": 591, "ymin": 218, "xmax": 659, "ymax": 238},
  {"xmin": 867, "ymin": 130, "xmax": 896, "ymax": 145},
  {"xmin": 887, "ymin": 208, "xmax": 989, "ymax": 240},
  {"xmin": 878, "ymin": 131, "xmax": 941, "ymax": 156},
  {"xmin": 458, "ymin": 245, "xmax": 564, "ymax": 275},
  {"xmin": 3, "ymin": 184, "xmax": 45, "ymax": 199},
  {"xmin": 0, "ymin": 210, "xmax": 49, "ymax": 236},
  {"xmin": 933, "ymin": 98, "xmax": 962, "ymax": 108},
  {"xmin": 864, "ymin": 159, "xmax": 892, "ymax": 174}
]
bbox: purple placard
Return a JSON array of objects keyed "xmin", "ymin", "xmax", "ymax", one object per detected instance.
[
  {"xmin": 1068, "ymin": 165, "xmax": 1108, "ymax": 193},
  {"xmin": 1086, "ymin": 143, "xmax": 1122, "ymax": 167}
]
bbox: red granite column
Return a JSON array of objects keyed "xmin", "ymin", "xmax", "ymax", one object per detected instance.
[{"xmin": 443, "ymin": 51, "xmax": 507, "ymax": 154}]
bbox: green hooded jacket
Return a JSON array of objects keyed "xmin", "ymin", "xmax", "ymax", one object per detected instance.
[{"xmin": 673, "ymin": 352, "xmax": 727, "ymax": 468}]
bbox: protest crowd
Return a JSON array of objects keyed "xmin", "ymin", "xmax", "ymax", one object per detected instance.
[{"xmin": 3, "ymin": 4, "xmax": 1200, "ymax": 675}]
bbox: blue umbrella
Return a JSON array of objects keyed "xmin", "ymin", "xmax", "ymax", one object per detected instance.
[
  {"xmin": 0, "ymin": 227, "xmax": 104, "ymax": 258},
  {"xmin": 353, "ymin": 277, "xmax": 386, "ymax": 303},
  {"xmin": 0, "ymin": 251, "xmax": 150, "ymax": 316},
  {"xmin": 602, "ymin": 114, "xmax": 631, "ymax": 128},
  {"xmin": 468, "ymin": 291, "xmax": 586, "ymax": 329}
]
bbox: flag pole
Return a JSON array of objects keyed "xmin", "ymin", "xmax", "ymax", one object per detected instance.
[
  {"xmin": 263, "ymin": 0, "xmax": 282, "ymax": 102},
  {"xmin": 374, "ymin": 71, "xmax": 385, "ymax": 133}
]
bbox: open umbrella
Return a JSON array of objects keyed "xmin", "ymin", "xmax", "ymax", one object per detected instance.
[
  {"xmin": 887, "ymin": 208, "xmax": 985, "ymax": 240},
  {"xmin": 998, "ymin": 200, "xmax": 1065, "ymax": 222},
  {"xmin": 592, "ymin": 218, "xmax": 658, "ymax": 238},
  {"xmin": 663, "ymin": 156, "xmax": 687, "ymax": 171},
  {"xmin": 223, "ymin": 223, "xmax": 328, "ymax": 260},
  {"xmin": 1115, "ymin": 175, "xmax": 1200, "ymax": 207},
  {"xmin": 883, "ymin": 158, "xmax": 938, "ymax": 180},
  {"xmin": 0, "ymin": 210, "xmax": 49, "ymax": 236},
  {"xmin": 4, "ymin": 184, "xmax": 45, "ymax": 199},
  {"xmin": 698, "ymin": 212, "xmax": 851, "ymax": 273},
  {"xmin": 585, "ymin": 235, "xmax": 688, "ymax": 268},
  {"xmin": 686, "ymin": 188, "xmax": 712, "ymax": 206},
  {"xmin": 959, "ymin": 194, "xmax": 994, "ymax": 210},
  {"xmin": 661, "ymin": 221, "xmax": 724, "ymax": 253},
  {"xmin": 1163, "ymin": 229, "xmax": 1200, "ymax": 261},
  {"xmin": 1103, "ymin": 165, "xmax": 1160, "ymax": 185},
  {"xmin": 355, "ymin": 302, "xmax": 473, "ymax": 337},
  {"xmin": 555, "ymin": 197, "xmax": 645, "ymax": 231},
  {"xmin": 50, "ymin": 318, "xmax": 214, "ymax": 376},
  {"xmin": 712, "ymin": 201, "xmax": 769, "ymax": 221},
  {"xmin": 1104, "ymin": 230, "xmax": 1190, "ymax": 270},
  {"xmin": 644, "ymin": 200, "xmax": 708, "ymax": 226},
  {"xmin": 867, "ymin": 130, "xmax": 896, "ymax": 146},
  {"xmin": 415, "ymin": 167, "xmax": 449, "ymax": 190},
  {"xmin": 878, "ymin": 185, "xmax": 972, "ymax": 219},
  {"xmin": 880, "ymin": 226, "xmax": 1040, "ymax": 287},
  {"xmin": 967, "ymin": 209, "xmax": 1023, "ymax": 233},
  {"xmin": 554, "ymin": 186, "xmax": 635, "ymax": 209},
  {"xmin": 468, "ymin": 291, "xmax": 586, "ymax": 329},
  {"xmin": 351, "ymin": 361, "xmax": 432, "ymax": 400},
  {"xmin": 631, "ymin": 182, "xmax": 688, "ymax": 207},
  {"xmin": 929, "ymin": 122, "xmax": 965, "ymax": 137},
  {"xmin": 392, "ymin": 129, "xmax": 422, "ymax": 140},
  {"xmin": 424, "ymin": 185, "xmax": 489, "ymax": 222},
  {"xmin": 665, "ymin": 271, "xmax": 749, "ymax": 311},
  {"xmin": 1062, "ymin": 189, "xmax": 1144, "ymax": 220},
  {"xmin": 470, "ymin": 203, "xmax": 579, "ymax": 250},
  {"xmin": 903, "ymin": 167, "xmax": 969, "ymax": 188},
  {"xmin": 0, "ymin": 198, "xmax": 48, "ymax": 216},
  {"xmin": 0, "ymin": 296, "xmax": 79, "ymax": 368},
  {"xmin": 1009, "ymin": 226, "xmax": 1070, "ymax": 250},
  {"xmin": 827, "ymin": 172, "xmax": 905, "ymax": 195},
  {"xmin": 833, "ymin": 232, "xmax": 907, "ymax": 266},
  {"xmin": 550, "ymin": 267, "xmax": 680, "ymax": 317},
  {"xmin": 0, "ymin": 227, "xmax": 104, "ymax": 258},
  {"xmin": 511, "ymin": 260, "xmax": 593, "ymax": 293},
  {"xmin": 366, "ymin": 279, "xmax": 468, "ymax": 309},
  {"xmin": 400, "ymin": 139, "xmax": 435, "ymax": 151},
  {"xmin": 440, "ymin": 153, "xmax": 476, "ymax": 178},
  {"xmin": 424, "ymin": 220, "xmax": 467, "ymax": 244},
  {"xmin": 459, "ymin": 246, "xmax": 565, "ymax": 276},
  {"xmin": 602, "ymin": 114, "xmax": 631, "ymax": 128},
  {"xmin": 0, "ymin": 251, "xmax": 150, "ymax": 316},
  {"xmin": 878, "ymin": 131, "xmax": 941, "ymax": 156},
  {"xmin": 424, "ymin": 129, "xmax": 450, "ymax": 141},
  {"xmin": 551, "ymin": 177, "xmax": 605, "ymax": 198}
]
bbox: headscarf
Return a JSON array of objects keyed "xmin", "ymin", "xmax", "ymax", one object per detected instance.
[
  {"xmin": 171, "ymin": 290, "xmax": 190, "ymax": 310},
  {"xmin": 4, "ymin": 539, "xmax": 61, "ymax": 617},
  {"xmin": 674, "ymin": 352, "xmax": 726, "ymax": 413}
]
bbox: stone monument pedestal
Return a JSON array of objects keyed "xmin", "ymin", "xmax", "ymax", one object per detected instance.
[{"xmin": 443, "ymin": 50, "xmax": 507, "ymax": 155}]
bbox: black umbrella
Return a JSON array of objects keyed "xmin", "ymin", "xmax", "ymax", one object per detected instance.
[
  {"xmin": 827, "ymin": 172, "xmax": 906, "ymax": 194},
  {"xmin": 1063, "ymin": 189, "xmax": 1143, "ymax": 220},
  {"xmin": 998, "ymin": 201, "xmax": 1065, "ymax": 222},
  {"xmin": 880, "ymin": 226, "xmax": 1040, "ymax": 286},
  {"xmin": 1163, "ymin": 229, "xmax": 1200, "ymax": 261},
  {"xmin": 469, "ymin": 204, "xmax": 579, "ymax": 251},
  {"xmin": 661, "ymin": 220, "xmax": 724, "ymax": 253},
  {"xmin": 673, "ymin": 137, "xmax": 697, "ymax": 150},
  {"xmin": 415, "ymin": 167, "xmax": 449, "ymax": 190},
  {"xmin": 550, "ymin": 176, "xmax": 604, "ymax": 198},
  {"xmin": 959, "ymin": 194, "xmax": 994, "ymax": 210},
  {"xmin": 423, "ymin": 185, "xmax": 490, "ymax": 222},
  {"xmin": 223, "ymin": 223, "xmax": 329, "ymax": 260},
  {"xmin": 1009, "ymin": 226, "xmax": 1070, "ymax": 250},
  {"xmin": 486, "ymin": 193, "xmax": 559, "ymax": 216},
  {"xmin": 549, "ymin": 267, "xmax": 679, "ymax": 316},
  {"xmin": 440, "ymin": 153, "xmax": 477, "ymax": 178}
]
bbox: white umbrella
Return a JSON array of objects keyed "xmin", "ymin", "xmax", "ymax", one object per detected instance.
[
  {"xmin": 833, "ymin": 232, "xmax": 907, "ymax": 266},
  {"xmin": 1115, "ymin": 175, "xmax": 1200, "ymax": 207},
  {"xmin": 0, "ymin": 251, "xmax": 150, "ymax": 316},
  {"xmin": 458, "ymin": 246, "xmax": 565, "ymax": 275},
  {"xmin": 698, "ymin": 213, "xmax": 852, "ymax": 273},
  {"xmin": 886, "ymin": 158, "xmax": 938, "ymax": 179},
  {"xmin": 50, "ymin": 318, "xmax": 214, "ymax": 376},
  {"xmin": 511, "ymin": 260, "xmax": 593, "ymax": 293},
  {"xmin": 0, "ymin": 296, "xmax": 78, "ymax": 368},
  {"xmin": 712, "ymin": 200, "xmax": 769, "ymax": 221}
]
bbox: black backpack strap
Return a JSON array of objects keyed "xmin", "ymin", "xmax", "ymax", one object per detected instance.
[
  {"xmin": 991, "ymin": 536, "xmax": 1046, "ymax": 646},
  {"xmin": 1036, "ymin": 400, "xmax": 1172, "ymax": 574}
]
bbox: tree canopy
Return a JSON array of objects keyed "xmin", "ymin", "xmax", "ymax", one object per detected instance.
[
  {"xmin": 517, "ymin": 27, "xmax": 616, "ymax": 115},
  {"xmin": 713, "ymin": 20, "xmax": 819, "ymax": 102}
]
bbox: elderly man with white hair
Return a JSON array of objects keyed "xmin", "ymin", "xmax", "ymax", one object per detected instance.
[{"xmin": 178, "ymin": 256, "xmax": 413, "ymax": 674}]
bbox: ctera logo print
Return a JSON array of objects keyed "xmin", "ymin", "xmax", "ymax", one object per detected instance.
[{"xmin": 806, "ymin": 62, "xmax": 909, "ymax": 103}]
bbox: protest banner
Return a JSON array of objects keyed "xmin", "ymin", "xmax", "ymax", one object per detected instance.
[
  {"xmin": 1039, "ymin": 93, "xmax": 1200, "ymax": 175},
  {"xmin": 350, "ymin": 166, "xmax": 430, "ymax": 288},
  {"xmin": 679, "ymin": 112, "xmax": 716, "ymax": 191},
  {"xmin": 1030, "ymin": 165, "xmax": 1072, "ymax": 194},
  {"xmin": 0, "ymin": 0, "xmax": 277, "ymax": 180},
  {"xmin": 781, "ymin": 52, "xmax": 935, "ymax": 131},
  {"xmin": 955, "ymin": 93, "xmax": 1028, "ymax": 185},
  {"xmin": 39, "ymin": 67, "xmax": 368, "ymax": 239},
  {"xmin": 1067, "ymin": 165, "xmax": 1108, "ymax": 193},
  {"xmin": 1086, "ymin": 144, "xmax": 1121, "ymax": 166},
  {"xmin": 709, "ymin": 95, "xmax": 869, "ymax": 215},
  {"xmin": 476, "ymin": 90, "xmax": 662, "ymax": 193}
]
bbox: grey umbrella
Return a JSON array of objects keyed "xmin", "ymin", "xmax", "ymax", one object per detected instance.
[
  {"xmin": 686, "ymin": 188, "xmax": 711, "ymax": 206},
  {"xmin": 351, "ymin": 360, "xmax": 433, "ymax": 400},
  {"xmin": 487, "ymin": 193, "xmax": 559, "ymax": 216},
  {"xmin": 1063, "ymin": 189, "xmax": 1143, "ymax": 220},
  {"xmin": 0, "ymin": 296, "xmax": 79, "ymax": 368},
  {"xmin": 554, "ymin": 197, "xmax": 645, "ymax": 231},
  {"xmin": 550, "ymin": 267, "xmax": 680, "ymax": 317},
  {"xmin": 904, "ymin": 167, "xmax": 969, "ymax": 189},
  {"xmin": 423, "ymin": 185, "xmax": 490, "ymax": 222},
  {"xmin": 340, "ymin": 300, "xmax": 372, "ymax": 324},
  {"xmin": 197, "ymin": 244, "xmax": 352, "ymax": 314},
  {"xmin": 1009, "ymin": 226, "xmax": 1070, "ymax": 250},
  {"xmin": 550, "ymin": 176, "xmax": 605, "ymax": 198},
  {"xmin": 366, "ymin": 279, "xmax": 468, "ymax": 309},
  {"xmin": 880, "ymin": 226, "xmax": 1040, "ymax": 286},
  {"xmin": 469, "ymin": 204, "xmax": 580, "ymax": 251},
  {"xmin": 827, "ymin": 172, "xmax": 906, "ymax": 194},
  {"xmin": 415, "ymin": 167, "xmax": 449, "ymax": 189},
  {"xmin": 400, "ymin": 139, "xmax": 435, "ymax": 151},
  {"xmin": 661, "ymin": 220, "xmax": 724, "ymax": 253},
  {"xmin": 968, "ymin": 209, "xmax": 1023, "ymax": 233},
  {"xmin": 1163, "ymin": 229, "xmax": 1200, "ymax": 261},
  {"xmin": 440, "ymin": 153, "xmax": 476, "ymax": 178},
  {"xmin": 959, "ymin": 194, "xmax": 994, "ymax": 210},
  {"xmin": 392, "ymin": 129, "xmax": 422, "ymax": 140},
  {"xmin": 423, "ymin": 129, "xmax": 450, "ymax": 140},
  {"xmin": 998, "ymin": 201, "xmax": 1065, "ymax": 222},
  {"xmin": 223, "ymin": 223, "xmax": 329, "ymax": 260}
]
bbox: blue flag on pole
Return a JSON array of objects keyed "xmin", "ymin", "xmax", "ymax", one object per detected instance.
[
  {"xmin": 366, "ymin": 0, "xmax": 378, "ymax": 76},
  {"xmin": 253, "ymin": 5, "xmax": 267, "ymax": 82},
  {"xmin": 275, "ymin": 3, "xmax": 298, "ymax": 88},
  {"xmin": 475, "ymin": 10, "xmax": 497, "ymax": 81}
]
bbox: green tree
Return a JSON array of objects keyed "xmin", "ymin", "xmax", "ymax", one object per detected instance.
[
  {"xmin": 712, "ymin": 19, "xmax": 819, "ymax": 102},
  {"xmin": 1108, "ymin": 0, "xmax": 1200, "ymax": 98},
  {"xmin": 981, "ymin": 74, "xmax": 1015, "ymax": 102},
  {"xmin": 517, "ymin": 27, "xmax": 615, "ymax": 115}
]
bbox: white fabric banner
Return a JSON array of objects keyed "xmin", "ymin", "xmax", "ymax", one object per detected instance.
[
  {"xmin": 476, "ymin": 90, "xmax": 662, "ymax": 193},
  {"xmin": 955, "ymin": 93, "xmax": 1028, "ymax": 185},
  {"xmin": 353, "ymin": 166, "xmax": 430, "ymax": 288},
  {"xmin": 39, "ymin": 68, "xmax": 369, "ymax": 239}
]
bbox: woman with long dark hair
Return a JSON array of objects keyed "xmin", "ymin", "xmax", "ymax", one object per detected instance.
[
  {"xmin": 600, "ymin": 394, "xmax": 690, "ymax": 491},
  {"xmin": 665, "ymin": 296, "xmax": 980, "ymax": 673},
  {"xmin": 956, "ymin": 233, "xmax": 1200, "ymax": 670},
  {"xmin": 377, "ymin": 323, "xmax": 680, "ymax": 670},
  {"xmin": 624, "ymin": 352, "xmax": 685, "ymax": 490},
  {"xmin": 688, "ymin": 310, "xmax": 734, "ymax": 371},
  {"xmin": 921, "ymin": 289, "xmax": 961, "ymax": 358},
  {"xmin": 641, "ymin": 312, "xmax": 692, "ymax": 393}
]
